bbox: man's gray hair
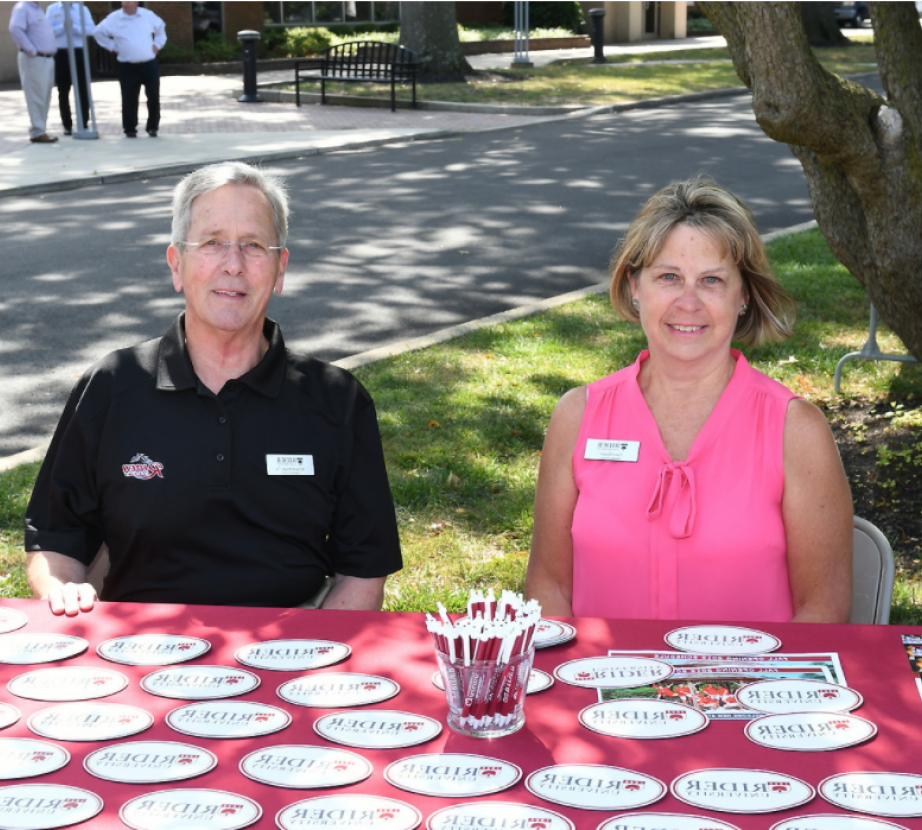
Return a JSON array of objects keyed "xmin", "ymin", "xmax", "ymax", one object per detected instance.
[{"xmin": 171, "ymin": 161, "xmax": 289, "ymax": 248}]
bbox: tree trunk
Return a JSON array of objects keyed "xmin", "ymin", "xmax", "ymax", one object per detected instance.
[
  {"xmin": 698, "ymin": 1, "xmax": 922, "ymax": 362},
  {"xmin": 399, "ymin": 1, "xmax": 472, "ymax": 81},
  {"xmin": 800, "ymin": 2, "xmax": 850, "ymax": 47}
]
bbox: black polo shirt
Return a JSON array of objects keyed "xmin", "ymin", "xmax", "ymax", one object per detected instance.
[{"xmin": 25, "ymin": 315, "xmax": 402, "ymax": 607}]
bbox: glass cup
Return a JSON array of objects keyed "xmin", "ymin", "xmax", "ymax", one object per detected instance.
[{"xmin": 435, "ymin": 647, "xmax": 535, "ymax": 738}]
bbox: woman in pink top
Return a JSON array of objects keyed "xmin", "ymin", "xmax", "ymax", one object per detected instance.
[{"xmin": 526, "ymin": 177, "xmax": 853, "ymax": 623}]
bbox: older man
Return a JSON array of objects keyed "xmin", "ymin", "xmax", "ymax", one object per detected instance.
[
  {"xmin": 8, "ymin": 1, "xmax": 59, "ymax": 143},
  {"xmin": 93, "ymin": 1, "xmax": 166, "ymax": 137},
  {"xmin": 26, "ymin": 162, "xmax": 402, "ymax": 615}
]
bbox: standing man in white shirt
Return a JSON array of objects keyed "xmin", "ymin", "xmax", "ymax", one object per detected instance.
[
  {"xmin": 7, "ymin": 1, "xmax": 59, "ymax": 143},
  {"xmin": 46, "ymin": 1, "xmax": 95, "ymax": 136},
  {"xmin": 93, "ymin": 1, "xmax": 166, "ymax": 138}
]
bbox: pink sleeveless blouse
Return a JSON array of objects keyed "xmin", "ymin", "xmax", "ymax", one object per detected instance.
[{"xmin": 571, "ymin": 350, "xmax": 796, "ymax": 622}]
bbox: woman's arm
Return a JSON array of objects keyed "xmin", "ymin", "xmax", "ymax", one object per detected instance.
[
  {"xmin": 782, "ymin": 398, "xmax": 854, "ymax": 623},
  {"xmin": 525, "ymin": 387, "xmax": 587, "ymax": 617}
]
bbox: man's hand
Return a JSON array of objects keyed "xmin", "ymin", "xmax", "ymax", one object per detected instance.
[
  {"xmin": 46, "ymin": 582, "xmax": 98, "ymax": 617},
  {"xmin": 26, "ymin": 550, "xmax": 98, "ymax": 617}
]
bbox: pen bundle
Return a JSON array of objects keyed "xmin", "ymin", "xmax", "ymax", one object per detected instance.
[{"xmin": 427, "ymin": 589, "xmax": 541, "ymax": 734}]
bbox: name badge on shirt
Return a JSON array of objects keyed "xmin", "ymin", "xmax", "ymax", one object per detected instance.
[
  {"xmin": 584, "ymin": 439, "xmax": 640, "ymax": 463},
  {"xmin": 266, "ymin": 454, "xmax": 314, "ymax": 475}
]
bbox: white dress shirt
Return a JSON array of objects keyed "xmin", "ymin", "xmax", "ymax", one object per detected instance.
[
  {"xmin": 46, "ymin": 2, "xmax": 95, "ymax": 50},
  {"xmin": 93, "ymin": 6, "xmax": 166, "ymax": 63},
  {"xmin": 8, "ymin": 1, "xmax": 57, "ymax": 55}
]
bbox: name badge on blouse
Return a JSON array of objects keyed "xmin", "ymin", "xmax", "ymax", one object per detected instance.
[
  {"xmin": 266, "ymin": 454, "xmax": 314, "ymax": 475},
  {"xmin": 584, "ymin": 439, "xmax": 640, "ymax": 462}
]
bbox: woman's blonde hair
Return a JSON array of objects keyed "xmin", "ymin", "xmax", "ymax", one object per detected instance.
[{"xmin": 610, "ymin": 175, "xmax": 795, "ymax": 346}]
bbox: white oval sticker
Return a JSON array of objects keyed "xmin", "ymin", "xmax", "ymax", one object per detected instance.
[
  {"xmin": 819, "ymin": 772, "xmax": 922, "ymax": 817},
  {"xmin": 141, "ymin": 666, "xmax": 260, "ymax": 700},
  {"xmin": 28, "ymin": 702, "xmax": 154, "ymax": 742},
  {"xmin": 385, "ymin": 753, "xmax": 521, "ymax": 797},
  {"xmin": 526, "ymin": 764, "xmax": 666, "ymax": 810},
  {"xmin": 313, "ymin": 710, "xmax": 442, "ymax": 749},
  {"xmin": 672, "ymin": 769, "xmax": 815, "ymax": 813},
  {"xmin": 0, "ymin": 608, "xmax": 28, "ymax": 635},
  {"xmin": 738, "ymin": 679, "xmax": 863, "ymax": 714},
  {"xmin": 746, "ymin": 712, "xmax": 877, "ymax": 751},
  {"xmin": 534, "ymin": 620, "xmax": 577, "ymax": 649},
  {"xmin": 83, "ymin": 740, "xmax": 218, "ymax": 784},
  {"xmin": 166, "ymin": 700, "xmax": 291, "ymax": 739},
  {"xmin": 8, "ymin": 667, "xmax": 128, "ymax": 701},
  {"xmin": 599, "ymin": 813, "xmax": 742, "ymax": 830},
  {"xmin": 554, "ymin": 656, "xmax": 673, "ymax": 689},
  {"xmin": 120, "ymin": 788, "xmax": 261, "ymax": 830},
  {"xmin": 97, "ymin": 635, "xmax": 211, "ymax": 666},
  {"xmin": 0, "ymin": 634, "xmax": 88, "ymax": 665},
  {"xmin": 0, "ymin": 703, "xmax": 21, "ymax": 730},
  {"xmin": 579, "ymin": 699, "xmax": 709, "ymax": 739},
  {"xmin": 0, "ymin": 738, "xmax": 69, "ymax": 780},
  {"xmin": 0, "ymin": 783, "xmax": 102, "ymax": 829},
  {"xmin": 277, "ymin": 673, "xmax": 399, "ymax": 708},
  {"xmin": 665, "ymin": 626, "xmax": 781, "ymax": 655},
  {"xmin": 426, "ymin": 802, "xmax": 574, "ymax": 830},
  {"xmin": 240, "ymin": 744, "xmax": 372, "ymax": 789},
  {"xmin": 432, "ymin": 668, "xmax": 553, "ymax": 695},
  {"xmin": 277, "ymin": 795, "xmax": 421, "ymax": 830},
  {"xmin": 772, "ymin": 815, "xmax": 911, "ymax": 830},
  {"xmin": 235, "ymin": 639, "xmax": 350, "ymax": 671}
]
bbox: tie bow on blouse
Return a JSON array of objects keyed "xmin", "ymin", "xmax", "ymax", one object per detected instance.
[{"xmin": 646, "ymin": 461, "xmax": 697, "ymax": 539}]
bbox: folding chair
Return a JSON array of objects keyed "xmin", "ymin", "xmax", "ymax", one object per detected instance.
[{"xmin": 850, "ymin": 516, "xmax": 895, "ymax": 624}]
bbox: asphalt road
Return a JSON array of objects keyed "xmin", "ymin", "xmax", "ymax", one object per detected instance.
[{"xmin": 1, "ymin": 92, "xmax": 817, "ymax": 456}]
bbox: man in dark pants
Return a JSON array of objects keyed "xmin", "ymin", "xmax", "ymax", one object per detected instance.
[
  {"xmin": 93, "ymin": 1, "xmax": 165, "ymax": 138},
  {"xmin": 47, "ymin": 2, "xmax": 95, "ymax": 135}
]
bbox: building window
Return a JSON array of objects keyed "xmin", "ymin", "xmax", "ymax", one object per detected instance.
[
  {"xmin": 191, "ymin": 1, "xmax": 223, "ymax": 43},
  {"xmin": 262, "ymin": 2, "xmax": 400, "ymax": 26}
]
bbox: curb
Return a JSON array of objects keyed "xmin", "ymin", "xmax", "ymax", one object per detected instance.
[
  {"xmin": 0, "ymin": 219, "xmax": 821, "ymax": 471},
  {"xmin": 0, "ymin": 86, "xmax": 750, "ymax": 201}
]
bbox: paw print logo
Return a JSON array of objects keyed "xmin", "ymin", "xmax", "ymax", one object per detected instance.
[
  {"xmin": 821, "ymin": 689, "xmax": 840, "ymax": 698},
  {"xmin": 334, "ymin": 762, "xmax": 351, "ymax": 771},
  {"xmin": 624, "ymin": 779, "xmax": 644, "ymax": 791},
  {"xmin": 744, "ymin": 635, "xmax": 762, "ymax": 643},
  {"xmin": 225, "ymin": 677, "xmax": 242, "ymax": 685},
  {"xmin": 30, "ymin": 752, "xmax": 51, "ymax": 762},
  {"xmin": 912, "ymin": 785, "xmax": 922, "ymax": 796},
  {"xmin": 62, "ymin": 800, "xmax": 84, "ymax": 810},
  {"xmin": 220, "ymin": 805, "xmax": 241, "ymax": 816},
  {"xmin": 528, "ymin": 820, "xmax": 550, "ymax": 829},
  {"xmin": 480, "ymin": 767, "xmax": 501, "ymax": 777},
  {"xmin": 576, "ymin": 672, "xmax": 592, "ymax": 680},
  {"xmin": 255, "ymin": 714, "xmax": 271, "ymax": 722},
  {"xmin": 118, "ymin": 716, "xmax": 134, "ymax": 724},
  {"xmin": 769, "ymin": 781, "xmax": 791, "ymax": 793},
  {"xmin": 317, "ymin": 647, "xmax": 333, "ymax": 654},
  {"xmin": 830, "ymin": 719, "xmax": 851, "ymax": 730},
  {"xmin": 377, "ymin": 808, "xmax": 398, "ymax": 820},
  {"xmin": 178, "ymin": 755, "xmax": 197, "ymax": 765},
  {"xmin": 403, "ymin": 722, "xmax": 423, "ymax": 731},
  {"xmin": 363, "ymin": 683, "xmax": 379, "ymax": 691},
  {"xmin": 93, "ymin": 678, "xmax": 108, "ymax": 685},
  {"xmin": 668, "ymin": 710, "xmax": 686, "ymax": 720},
  {"xmin": 178, "ymin": 643, "xmax": 193, "ymax": 651}
]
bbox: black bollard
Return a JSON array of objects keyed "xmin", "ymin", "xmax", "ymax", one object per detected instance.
[
  {"xmin": 589, "ymin": 8, "xmax": 606, "ymax": 64},
  {"xmin": 238, "ymin": 30, "xmax": 263, "ymax": 103}
]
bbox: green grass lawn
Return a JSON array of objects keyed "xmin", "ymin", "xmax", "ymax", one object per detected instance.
[
  {"xmin": 4, "ymin": 228, "xmax": 920, "ymax": 621},
  {"xmin": 296, "ymin": 39, "xmax": 877, "ymax": 107}
]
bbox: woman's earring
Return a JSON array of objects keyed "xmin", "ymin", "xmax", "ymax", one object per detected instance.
[
  {"xmin": 739, "ymin": 303, "xmax": 748, "ymax": 317},
  {"xmin": 631, "ymin": 298, "xmax": 639, "ymax": 310}
]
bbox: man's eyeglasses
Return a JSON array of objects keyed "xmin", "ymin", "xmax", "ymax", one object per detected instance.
[{"xmin": 180, "ymin": 239, "xmax": 284, "ymax": 261}]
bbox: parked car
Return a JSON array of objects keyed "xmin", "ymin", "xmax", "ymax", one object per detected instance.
[{"xmin": 833, "ymin": 1, "xmax": 870, "ymax": 27}]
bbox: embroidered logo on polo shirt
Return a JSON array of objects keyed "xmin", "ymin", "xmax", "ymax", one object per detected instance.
[{"xmin": 122, "ymin": 453, "xmax": 164, "ymax": 480}]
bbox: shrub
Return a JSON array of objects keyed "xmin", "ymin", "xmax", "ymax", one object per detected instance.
[
  {"xmin": 501, "ymin": 1, "xmax": 583, "ymax": 32},
  {"xmin": 195, "ymin": 31, "xmax": 241, "ymax": 62},
  {"xmin": 283, "ymin": 26, "xmax": 334, "ymax": 56},
  {"xmin": 156, "ymin": 42, "xmax": 197, "ymax": 65}
]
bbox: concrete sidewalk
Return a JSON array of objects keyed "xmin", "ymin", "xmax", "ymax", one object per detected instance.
[{"xmin": 0, "ymin": 35, "xmax": 727, "ymax": 198}]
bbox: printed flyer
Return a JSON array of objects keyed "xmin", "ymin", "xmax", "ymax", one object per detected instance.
[
  {"xmin": 602, "ymin": 650, "xmax": 847, "ymax": 720},
  {"xmin": 900, "ymin": 633, "xmax": 922, "ymax": 703}
]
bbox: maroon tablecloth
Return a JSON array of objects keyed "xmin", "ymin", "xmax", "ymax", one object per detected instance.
[{"xmin": 0, "ymin": 598, "xmax": 919, "ymax": 830}]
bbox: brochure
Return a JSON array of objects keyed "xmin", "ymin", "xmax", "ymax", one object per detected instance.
[
  {"xmin": 603, "ymin": 650, "xmax": 847, "ymax": 720},
  {"xmin": 900, "ymin": 634, "xmax": 922, "ymax": 703}
]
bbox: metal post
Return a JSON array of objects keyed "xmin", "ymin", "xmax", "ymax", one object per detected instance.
[
  {"xmin": 237, "ymin": 30, "xmax": 263, "ymax": 103},
  {"xmin": 589, "ymin": 8, "xmax": 606, "ymax": 64},
  {"xmin": 511, "ymin": 1, "xmax": 533, "ymax": 68},
  {"xmin": 833, "ymin": 304, "xmax": 918, "ymax": 392},
  {"xmin": 64, "ymin": 1, "xmax": 98, "ymax": 139}
]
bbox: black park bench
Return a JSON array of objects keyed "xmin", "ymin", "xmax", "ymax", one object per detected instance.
[{"xmin": 294, "ymin": 41, "xmax": 419, "ymax": 113}]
